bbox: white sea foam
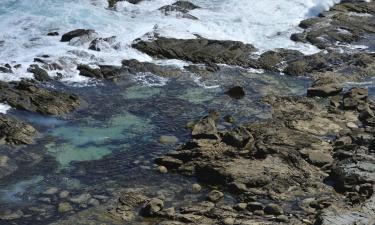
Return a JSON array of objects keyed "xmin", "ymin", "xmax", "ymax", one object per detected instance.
[
  {"xmin": 0, "ymin": 103, "xmax": 11, "ymax": 114},
  {"xmin": 133, "ymin": 72, "xmax": 169, "ymax": 86},
  {"xmin": 0, "ymin": 0, "xmax": 352, "ymax": 83}
]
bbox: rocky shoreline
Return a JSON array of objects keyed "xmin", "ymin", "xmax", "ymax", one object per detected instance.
[{"xmin": 0, "ymin": 0, "xmax": 374, "ymax": 224}]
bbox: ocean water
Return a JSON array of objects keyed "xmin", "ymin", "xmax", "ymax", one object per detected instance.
[{"xmin": 0, "ymin": 0, "xmax": 344, "ymax": 84}]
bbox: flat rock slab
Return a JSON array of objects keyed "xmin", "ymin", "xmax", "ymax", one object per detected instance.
[
  {"xmin": 132, "ymin": 37, "xmax": 257, "ymax": 67},
  {"xmin": 0, "ymin": 81, "xmax": 79, "ymax": 116}
]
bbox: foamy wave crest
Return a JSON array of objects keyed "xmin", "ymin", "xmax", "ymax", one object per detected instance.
[
  {"xmin": 0, "ymin": 0, "xmax": 351, "ymax": 83},
  {"xmin": 133, "ymin": 72, "xmax": 169, "ymax": 87},
  {"xmin": 0, "ymin": 103, "xmax": 11, "ymax": 114}
]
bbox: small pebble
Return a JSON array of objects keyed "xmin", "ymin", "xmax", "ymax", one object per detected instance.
[
  {"xmin": 264, "ymin": 203, "xmax": 284, "ymax": 215},
  {"xmin": 276, "ymin": 215, "xmax": 289, "ymax": 222},
  {"xmin": 235, "ymin": 203, "xmax": 247, "ymax": 211},
  {"xmin": 58, "ymin": 202, "xmax": 73, "ymax": 213},
  {"xmin": 223, "ymin": 217, "xmax": 235, "ymax": 225},
  {"xmin": 157, "ymin": 166, "xmax": 168, "ymax": 174},
  {"xmin": 253, "ymin": 210, "xmax": 264, "ymax": 216},
  {"xmin": 346, "ymin": 122, "xmax": 358, "ymax": 129},
  {"xmin": 158, "ymin": 135, "xmax": 179, "ymax": 144},
  {"xmin": 207, "ymin": 190, "xmax": 224, "ymax": 203},
  {"xmin": 43, "ymin": 187, "xmax": 58, "ymax": 195},
  {"xmin": 88, "ymin": 198, "xmax": 100, "ymax": 206},
  {"xmin": 192, "ymin": 183, "xmax": 202, "ymax": 193},
  {"xmin": 59, "ymin": 191, "xmax": 70, "ymax": 199}
]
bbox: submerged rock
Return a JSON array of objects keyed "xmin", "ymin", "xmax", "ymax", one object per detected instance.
[
  {"xmin": 225, "ymin": 86, "xmax": 245, "ymax": 99},
  {"xmin": 159, "ymin": 135, "xmax": 179, "ymax": 144},
  {"xmin": 0, "ymin": 155, "xmax": 18, "ymax": 179},
  {"xmin": 58, "ymin": 202, "xmax": 73, "ymax": 213}
]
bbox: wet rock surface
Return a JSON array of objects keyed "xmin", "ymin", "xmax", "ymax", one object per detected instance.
[
  {"xmin": 159, "ymin": 1, "xmax": 200, "ymax": 20},
  {"xmin": 291, "ymin": 1, "xmax": 375, "ymax": 50},
  {"xmin": 132, "ymin": 37, "xmax": 257, "ymax": 67},
  {"xmin": 0, "ymin": 114, "xmax": 37, "ymax": 145},
  {"xmin": 60, "ymin": 29, "xmax": 97, "ymax": 44},
  {"xmin": 0, "ymin": 81, "xmax": 80, "ymax": 116}
]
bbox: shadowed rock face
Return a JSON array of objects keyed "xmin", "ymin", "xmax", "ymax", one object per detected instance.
[
  {"xmin": 132, "ymin": 37, "xmax": 257, "ymax": 67},
  {"xmin": 0, "ymin": 81, "xmax": 80, "ymax": 116}
]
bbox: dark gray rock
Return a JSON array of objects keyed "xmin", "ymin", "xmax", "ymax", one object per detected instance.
[
  {"xmin": 132, "ymin": 37, "xmax": 256, "ymax": 67},
  {"xmin": 225, "ymin": 86, "xmax": 245, "ymax": 99},
  {"xmin": 61, "ymin": 29, "xmax": 96, "ymax": 42},
  {"xmin": 77, "ymin": 64, "xmax": 120, "ymax": 81}
]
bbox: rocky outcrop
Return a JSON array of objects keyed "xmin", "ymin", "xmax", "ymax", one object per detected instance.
[
  {"xmin": 0, "ymin": 81, "xmax": 80, "ymax": 116},
  {"xmin": 291, "ymin": 1, "xmax": 375, "ymax": 50},
  {"xmin": 159, "ymin": 1, "xmax": 200, "ymax": 20},
  {"xmin": 153, "ymin": 86, "xmax": 375, "ymax": 224},
  {"xmin": 132, "ymin": 37, "xmax": 257, "ymax": 67},
  {"xmin": 0, "ymin": 114, "xmax": 37, "ymax": 145}
]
